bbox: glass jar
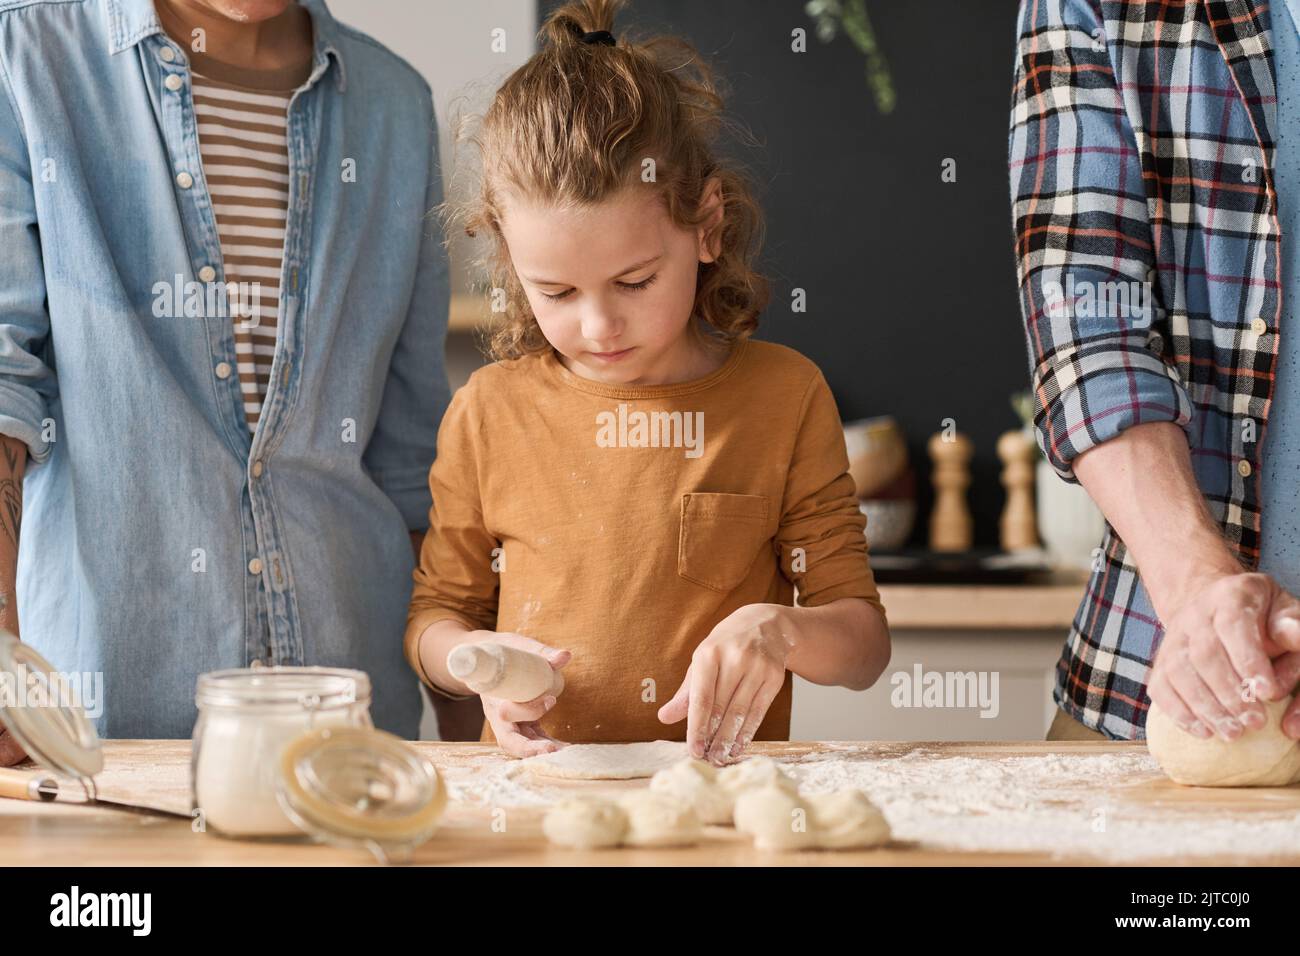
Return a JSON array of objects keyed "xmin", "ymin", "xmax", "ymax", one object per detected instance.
[{"xmin": 192, "ymin": 667, "xmax": 372, "ymax": 839}]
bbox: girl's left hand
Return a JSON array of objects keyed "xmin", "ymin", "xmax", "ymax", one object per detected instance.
[{"xmin": 657, "ymin": 603, "xmax": 795, "ymax": 765}]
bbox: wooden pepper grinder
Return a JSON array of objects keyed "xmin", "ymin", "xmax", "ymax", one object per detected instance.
[
  {"xmin": 927, "ymin": 430, "xmax": 973, "ymax": 552},
  {"xmin": 997, "ymin": 429, "xmax": 1039, "ymax": 551}
]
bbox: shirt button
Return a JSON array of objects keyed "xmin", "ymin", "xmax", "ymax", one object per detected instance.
[
  {"xmin": 1238, "ymin": 459, "xmax": 1253, "ymax": 478},
  {"xmin": 176, "ymin": 171, "xmax": 193, "ymax": 189},
  {"xmin": 164, "ymin": 73, "xmax": 184, "ymax": 92},
  {"xmin": 1251, "ymin": 317, "xmax": 1268, "ymax": 335},
  {"xmin": 198, "ymin": 265, "xmax": 217, "ymax": 282},
  {"xmin": 159, "ymin": 46, "xmax": 176, "ymax": 63},
  {"xmin": 251, "ymin": 460, "xmax": 264, "ymax": 478},
  {"xmin": 248, "ymin": 558, "xmax": 264, "ymax": 575},
  {"xmin": 215, "ymin": 362, "xmax": 232, "ymax": 380}
]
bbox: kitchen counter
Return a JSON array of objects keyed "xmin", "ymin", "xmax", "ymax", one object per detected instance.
[
  {"xmin": 794, "ymin": 574, "xmax": 1090, "ymax": 740},
  {"xmin": 3, "ymin": 740, "xmax": 1297, "ymax": 866},
  {"xmin": 876, "ymin": 572, "xmax": 1088, "ymax": 631}
]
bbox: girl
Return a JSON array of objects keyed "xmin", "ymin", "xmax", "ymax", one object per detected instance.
[{"xmin": 405, "ymin": 0, "xmax": 890, "ymax": 764}]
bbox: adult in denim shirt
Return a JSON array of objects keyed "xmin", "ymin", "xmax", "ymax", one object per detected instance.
[{"xmin": 0, "ymin": 0, "xmax": 474, "ymax": 756}]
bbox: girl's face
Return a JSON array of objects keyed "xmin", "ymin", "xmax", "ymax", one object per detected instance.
[{"xmin": 498, "ymin": 182, "xmax": 723, "ymax": 387}]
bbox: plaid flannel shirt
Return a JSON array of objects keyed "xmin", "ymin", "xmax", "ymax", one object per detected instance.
[{"xmin": 1010, "ymin": 0, "xmax": 1281, "ymax": 739}]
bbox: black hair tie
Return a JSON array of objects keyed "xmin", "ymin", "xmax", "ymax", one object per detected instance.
[{"xmin": 580, "ymin": 29, "xmax": 616, "ymax": 46}]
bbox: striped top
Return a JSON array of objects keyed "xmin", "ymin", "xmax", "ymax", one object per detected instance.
[{"xmin": 191, "ymin": 71, "xmax": 293, "ymax": 429}]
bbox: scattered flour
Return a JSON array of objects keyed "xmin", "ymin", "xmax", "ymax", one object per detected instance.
[
  {"xmin": 786, "ymin": 748, "xmax": 1300, "ymax": 861},
  {"xmin": 442, "ymin": 755, "xmax": 559, "ymax": 809},
  {"xmin": 441, "ymin": 746, "xmax": 1300, "ymax": 861}
]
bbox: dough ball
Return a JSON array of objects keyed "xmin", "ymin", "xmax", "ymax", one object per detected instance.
[
  {"xmin": 1146, "ymin": 696, "xmax": 1300, "ymax": 787},
  {"xmin": 649, "ymin": 759, "xmax": 733, "ymax": 825},
  {"xmin": 733, "ymin": 785, "xmax": 817, "ymax": 851},
  {"xmin": 616, "ymin": 790, "xmax": 702, "ymax": 847},
  {"xmin": 805, "ymin": 789, "xmax": 891, "ymax": 849},
  {"xmin": 716, "ymin": 755, "xmax": 798, "ymax": 799},
  {"xmin": 542, "ymin": 796, "xmax": 628, "ymax": 849}
]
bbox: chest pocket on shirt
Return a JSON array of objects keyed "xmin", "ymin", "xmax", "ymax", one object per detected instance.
[{"xmin": 678, "ymin": 492, "xmax": 771, "ymax": 592}]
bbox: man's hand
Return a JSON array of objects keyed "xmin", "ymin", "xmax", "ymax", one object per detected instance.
[
  {"xmin": 1069, "ymin": 423, "xmax": 1300, "ymax": 740},
  {"xmin": 1148, "ymin": 572, "xmax": 1300, "ymax": 740},
  {"xmin": 658, "ymin": 603, "xmax": 791, "ymax": 766}
]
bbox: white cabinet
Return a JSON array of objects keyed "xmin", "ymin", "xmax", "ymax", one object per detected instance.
[{"xmin": 791, "ymin": 582, "xmax": 1083, "ymax": 741}]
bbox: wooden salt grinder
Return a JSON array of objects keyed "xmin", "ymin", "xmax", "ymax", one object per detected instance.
[
  {"xmin": 927, "ymin": 430, "xmax": 974, "ymax": 552},
  {"xmin": 997, "ymin": 429, "xmax": 1039, "ymax": 551}
]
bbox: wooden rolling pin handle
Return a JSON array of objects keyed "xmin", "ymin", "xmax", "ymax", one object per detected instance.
[
  {"xmin": 0, "ymin": 766, "xmax": 58, "ymax": 802},
  {"xmin": 446, "ymin": 642, "xmax": 564, "ymax": 702}
]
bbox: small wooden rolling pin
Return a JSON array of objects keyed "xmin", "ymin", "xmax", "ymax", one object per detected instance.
[
  {"xmin": 0, "ymin": 766, "xmax": 59, "ymax": 802},
  {"xmin": 446, "ymin": 642, "xmax": 564, "ymax": 702}
]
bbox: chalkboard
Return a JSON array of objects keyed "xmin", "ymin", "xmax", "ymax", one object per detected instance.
[{"xmin": 543, "ymin": 0, "xmax": 1028, "ymax": 548}]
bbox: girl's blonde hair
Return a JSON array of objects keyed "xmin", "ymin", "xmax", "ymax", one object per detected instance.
[{"xmin": 441, "ymin": 0, "xmax": 770, "ymax": 362}]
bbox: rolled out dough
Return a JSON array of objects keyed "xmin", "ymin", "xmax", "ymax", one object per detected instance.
[
  {"xmin": 1145, "ymin": 696, "xmax": 1300, "ymax": 787},
  {"xmin": 523, "ymin": 741, "xmax": 689, "ymax": 780}
]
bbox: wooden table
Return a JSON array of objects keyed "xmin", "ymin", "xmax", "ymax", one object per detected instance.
[{"xmin": 2, "ymin": 740, "xmax": 1297, "ymax": 866}]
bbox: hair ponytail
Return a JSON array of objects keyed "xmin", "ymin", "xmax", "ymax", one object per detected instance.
[{"xmin": 441, "ymin": 0, "xmax": 769, "ymax": 362}]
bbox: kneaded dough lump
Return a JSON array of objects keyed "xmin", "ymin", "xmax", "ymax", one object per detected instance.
[
  {"xmin": 733, "ymin": 785, "xmax": 817, "ymax": 850},
  {"xmin": 542, "ymin": 793, "xmax": 701, "ymax": 849},
  {"xmin": 804, "ymin": 789, "xmax": 891, "ymax": 849},
  {"xmin": 734, "ymin": 785, "xmax": 891, "ymax": 851},
  {"xmin": 542, "ymin": 797, "xmax": 628, "ymax": 849},
  {"xmin": 715, "ymin": 755, "xmax": 798, "ymax": 797},
  {"xmin": 616, "ymin": 790, "xmax": 703, "ymax": 847},
  {"xmin": 649, "ymin": 758, "xmax": 733, "ymax": 825},
  {"xmin": 1145, "ymin": 695, "xmax": 1300, "ymax": 787}
]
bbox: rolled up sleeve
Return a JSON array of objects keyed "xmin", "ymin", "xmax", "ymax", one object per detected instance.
[
  {"xmin": 0, "ymin": 48, "xmax": 56, "ymax": 461},
  {"xmin": 1009, "ymin": 0, "xmax": 1193, "ymax": 483}
]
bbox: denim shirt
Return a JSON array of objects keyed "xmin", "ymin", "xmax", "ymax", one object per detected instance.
[
  {"xmin": 1260, "ymin": 1, "xmax": 1300, "ymax": 594},
  {"xmin": 0, "ymin": 0, "xmax": 451, "ymax": 738}
]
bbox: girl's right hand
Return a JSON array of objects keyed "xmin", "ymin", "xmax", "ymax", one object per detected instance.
[{"xmin": 478, "ymin": 633, "xmax": 572, "ymax": 758}]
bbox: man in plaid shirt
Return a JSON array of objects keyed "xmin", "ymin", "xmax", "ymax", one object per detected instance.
[{"xmin": 1011, "ymin": 0, "xmax": 1300, "ymax": 741}]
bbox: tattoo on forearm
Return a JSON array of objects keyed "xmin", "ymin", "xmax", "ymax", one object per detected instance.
[{"xmin": 0, "ymin": 479, "xmax": 20, "ymax": 547}]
